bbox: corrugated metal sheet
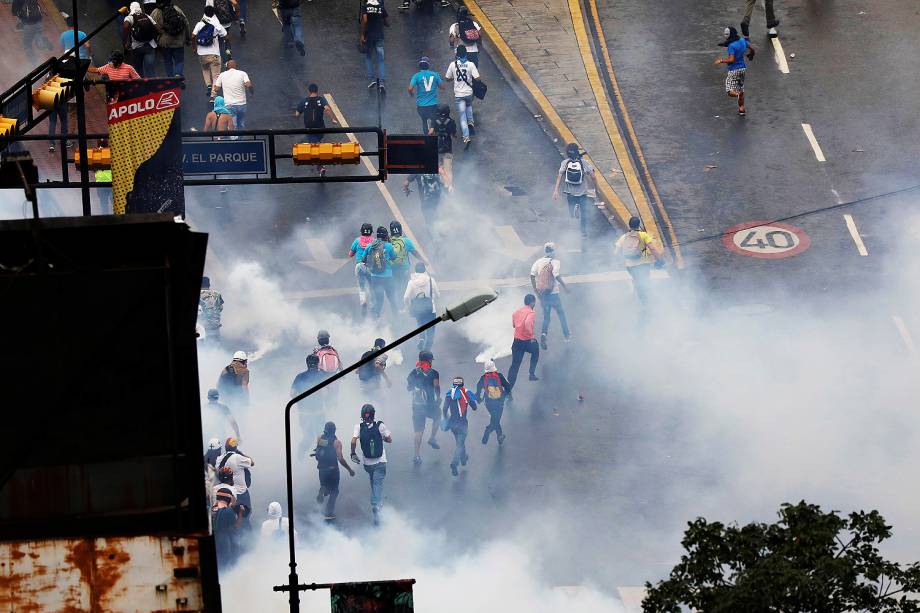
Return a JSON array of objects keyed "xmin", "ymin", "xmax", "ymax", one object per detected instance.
[{"xmin": 0, "ymin": 536, "xmax": 204, "ymax": 612}]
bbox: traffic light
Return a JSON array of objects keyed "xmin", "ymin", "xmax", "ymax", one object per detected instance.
[
  {"xmin": 32, "ymin": 76, "xmax": 74, "ymax": 111},
  {"xmin": 0, "ymin": 116, "xmax": 17, "ymax": 138},
  {"xmin": 73, "ymin": 147, "xmax": 112, "ymax": 170},
  {"xmin": 292, "ymin": 141, "xmax": 361, "ymax": 166}
]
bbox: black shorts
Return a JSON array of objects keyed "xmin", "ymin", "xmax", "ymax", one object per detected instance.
[
  {"xmin": 412, "ymin": 403, "xmax": 438, "ymax": 432},
  {"xmin": 319, "ymin": 467, "xmax": 340, "ymax": 492}
]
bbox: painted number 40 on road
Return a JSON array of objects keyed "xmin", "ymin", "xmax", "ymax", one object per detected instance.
[{"xmin": 722, "ymin": 221, "xmax": 811, "ymax": 259}]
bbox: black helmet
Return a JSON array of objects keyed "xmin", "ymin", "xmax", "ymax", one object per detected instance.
[
  {"xmin": 437, "ymin": 104, "xmax": 450, "ymax": 117},
  {"xmin": 566, "ymin": 143, "xmax": 580, "ymax": 159},
  {"xmin": 376, "ymin": 226, "xmax": 389, "ymax": 240},
  {"xmin": 389, "ymin": 221, "xmax": 403, "ymax": 237},
  {"xmin": 306, "ymin": 354, "xmax": 320, "ymax": 367},
  {"xmin": 361, "ymin": 403, "xmax": 376, "ymax": 421},
  {"xmin": 419, "ymin": 350, "xmax": 433, "ymax": 362},
  {"xmin": 317, "ymin": 329, "xmax": 330, "ymax": 344},
  {"xmin": 361, "ymin": 223, "xmax": 373, "ymax": 236}
]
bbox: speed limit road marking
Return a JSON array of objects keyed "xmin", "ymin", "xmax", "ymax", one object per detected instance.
[{"xmin": 722, "ymin": 221, "xmax": 811, "ymax": 259}]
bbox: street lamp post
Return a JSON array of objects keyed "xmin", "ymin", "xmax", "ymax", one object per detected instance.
[{"xmin": 272, "ymin": 289, "xmax": 499, "ymax": 612}]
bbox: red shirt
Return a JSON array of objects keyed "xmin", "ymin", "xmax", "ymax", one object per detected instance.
[
  {"xmin": 512, "ymin": 305, "xmax": 535, "ymax": 341},
  {"xmin": 96, "ymin": 62, "xmax": 140, "ymax": 81}
]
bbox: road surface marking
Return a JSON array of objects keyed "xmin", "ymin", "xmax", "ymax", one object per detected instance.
[
  {"xmin": 723, "ymin": 220, "xmax": 811, "ymax": 259},
  {"xmin": 843, "ymin": 214, "xmax": 868, "ymax": 256},
  {"xmin": 585, "ymin": 0, "xmax": 684, "ymax": 267},
  {"xmin": 617, "ymin": 587, "xmax": 647, "ymax": 613},
  {"xmin": 462, "ymin": 0, "xmax": 635, "ymax": 229},
  {"xmin": 286, "ymin": 268, "xmax": 670, "ymax": 300},
  {"xmin": 300, "ymin": 238, "xmax": 351, "ymax": 274},
  {"xmin": 494, "ymin": 225, "xmax": 542, "ymax": 262},
  {"xmin": 801, "ymin": 123, "xmax": 826, "ymax": 162},
  {"xmin": 325, "ymin": 93, "xmax": 430, "ymax": 264},
  {"xmin": 892, "ymin": 316, "xmax": 918, "ymax": 357},
  {"xmin": 771, "ymin": 37, "xmax": 790, "ymax": 74}
]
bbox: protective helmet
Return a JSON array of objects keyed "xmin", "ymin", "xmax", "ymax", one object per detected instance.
[
  {"xmin": 306, "ymin": 354, "xmax": 320, "ymax": 367},
  {"xmin": 389, "ymin": 221, "xmax": 403, "ymax": 237},
  {"xmin": 225, "ymin": 437, "xmax": 238, "ymax": 450},
  {"xmin": 207, "ymin": 388, "xmax": 219, "ymax": 400},
  {"xmin": 437, "ymin": 104, "xmax": 450, "ymax": 117},
  {"xmin": 565, "ymin": 143, "xmax": 580, "ymax": 159},
  {"xmin": 419, "ymin": 349, "xmax": 433, "ymax": 362},
  {"xmin": 207, "ymin": 437, "xmax": 222, "ymax": 450},
  {"xmin": 361, "ymin": 403, "xmax": 376, "ymax": 420},
  {"xmin": 361, "ymin": 223, "xmax": 373, "ymax": 236},
  {"xmin": 452, "ymin": 376, "xmax": 464, "ymax": 387},
  {"xmin": 233, "ymin": 350, "xmax": 247, "ymax": 361},
  {"xmin": 317, "ymin": 329, "xmax": 330, "ymax": 343},
  {"xmin": 376, "ymin": 226, "xmax": 389, "ymax": 240}
]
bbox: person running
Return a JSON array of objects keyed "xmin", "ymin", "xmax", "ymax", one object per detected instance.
[
  {"xmin": 12, "ymin": 0, "xmax": 53, "ymax": 64},
  {"xmin": 388, "ymin": 221, "xmax": 427, "ymax": 298},
  {"xmin": 211, "ymin": 0, "xmax": 239, "ymax": 61},
  {"xmin": 408, "ymin": 56, "xmax": 444, "ymax": 134},
  {"xmin": 151, "ymin": 0, "xmax": 191, "ymax": 78},
  {"xmin": 313, "ymin": 330, "xmax": 342, "ymax": 374},
  {"xmin": 360, "ymin": 0, "xmax": 390, "ymax": 92},
  {"xmin": 428, "ymin": 104, "xmax": 456, "ymax": 190},
  {"xmin": 448, "ymin": 7, "xmax": 482, "ymax": 67},
  {"xmin": 294, "ymin": 83, "xmax": 339, "ymax": 176},
  {"xmin": 350, "ymin": 404, "xmax": 392, "ymax": 525},
  {"xmin": 443, "ymin": 376, "xmax": 477, "ymax": 476},
  {"xmin": 530, "ymin": 242, "xmax": 570, "ymax": 349},
  {"xmin": 277, "ymin": 0, "xmax": 305, "ymax": 56},
  {"xmin": 740, "ymin": 0, "xmax": 779, "ymax": 38},
  {"xmin": 212, "ymin": 60, "xmax": 252, "ymax": 129},
  {"xmin": 507, "ymin": 293, "xmax": 539, "ymax": 389},
  {"xmin": 406, "ymin": 349, "xmax": 441, "ymax": 464},
  {"xmin": 122, "ymin": 2, "xmax": 160, "ymax": 78},
  {"xmin": 204, "ymin": 95, "xmax": 235, "ymax": 131},
  {"xmin": 476, "ymin": 360, "xmax": 510, "ymax": 446},
  {"xmin": 291, "ymin": 354, "xmax": 325, "ymax": 456},
  {"xmin": 552, "ymin": 143, "xmax": 595, "ymax": 241},
  {"xmin": 217, "ymin": 350, "xmax": 250, "ymax": 408},
  {"xmin": 363, "ymin": 226, "xmax": 398, "ymax": 320},
  {"xmin": 404, "ymin": 263, "xmax": 440, "ymax": 350},
  {"xmin": 349, "ymin": 223, "xmax": 375, "ymax": 317},
  {"xmin": 715, "ymin": 26, "xmax": 754, "ymax": 116},
  {"xmin": 312, "ymin": 422, "xmax": 354, "ymax": 520},
  {"xmin": 615, "ymin": 216, "xmax": 665, "ymax": 311},
  {"xmin": 199, "ymin": 276, "xmax": 224, "ymax": 340},
  {"xmin": 192, "ymin": 5, "xmax": 227, "ymax": 101},
  {"xmin": 217, "ymin": 437, "xmax": 254, "ymax": 531},
  {"xmin": 48, "ymin": 19, "xmax": 89, "ymax": 154},
  {"xmin": 445, "ymin": 45, "xmax": 480, "ymax": 148},
  {"xmin": 357, "ymin": 338, "xmax": 391, "ymax": 391},
  {"xmin": 404, "ymin": 172, "xmax": 447, "ymax": 242}
]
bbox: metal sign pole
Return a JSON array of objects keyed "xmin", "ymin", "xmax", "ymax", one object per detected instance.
[{"xmin": 72, "ymin": 0, "xmax": 91, "ymax": 216}]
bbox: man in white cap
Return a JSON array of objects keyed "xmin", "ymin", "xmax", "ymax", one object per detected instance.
[
  {"xmin": 260, "ymin": 501, "xmax": 298, "ymax": 542},
  {"xmin": 217, "ymin": 350, "xmax": 250, "ymax": 408},
  {"xmin": 122, "ymin": 1, "xmax": 161, "ymax": 77},
  {"xmin": 530, "ymin": 242, "xmax": 570, "ymax": 350}
]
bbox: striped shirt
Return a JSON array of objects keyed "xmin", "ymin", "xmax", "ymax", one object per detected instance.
[{"xmin": 96, "ymin": 63, "xmax": 140, "ymax": 81}]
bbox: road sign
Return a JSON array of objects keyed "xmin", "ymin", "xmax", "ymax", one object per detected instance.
[
  {"xmin": 384, "ymin": 134, "xmax": 437, "ymax": 174},
  {"xmin": 722, "ymin": 221, "xmax": 810, "ymax": 259},
  {"xmin": 182, "ymin": 140, "xmax": 268, "ymax": 175}
]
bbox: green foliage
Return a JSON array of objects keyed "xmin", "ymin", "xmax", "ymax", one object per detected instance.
[{"xmin": 643, "ymin": 501, "xmax": 920, "ymax": 613}]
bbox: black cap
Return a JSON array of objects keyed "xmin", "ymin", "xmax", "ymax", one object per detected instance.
[{"xmin": 376, "ymin": 226, "xmax": 389, "ymax": 240}]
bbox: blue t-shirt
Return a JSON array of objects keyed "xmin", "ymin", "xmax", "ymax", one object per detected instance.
[
  {"xmin": 365, "ymin": 240, "xmax": 397, "ymax": 278},
  {"xmin": 726, "ymin": 38, "xmax": 748, "ymax": 70},
  {"xmin": 410, "ymin": 70, "xmax": 442, "ymax": 107},
  {"xmin": 60, "ymin": 30, "xmax": 89, "ymax": 59},
  {"xmin": 391, "ymin": 236, "xmax": 417, "ymax": 271}
]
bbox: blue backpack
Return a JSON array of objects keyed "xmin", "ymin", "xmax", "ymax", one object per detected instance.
[{"xmin": 196, "ymin": 22, "xmax": 215, "ymax": 46}]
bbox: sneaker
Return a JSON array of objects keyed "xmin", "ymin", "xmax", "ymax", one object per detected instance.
[
  {"xmin": 367, "ymin": 80, "xmax": 378, "ymax": 89},
  {"xmin": 428, "ymin": 439, "xmax": 440, "ymax": 450},
  {"xmin": 413, "ymin": 455, "xmax": 422, "ymax": 465},
  {"xmin": 399, "ymin": 1, "xmax": 410, "ymax": 8},
  {"xmin": 239, "ymin": 20, "xmax": 246, "ymax": 37},
  {"xmin": 497, "ymin": 433, "xmax": 506, "ymax": 445},
  {"xmin": 319, "ymin": 165, "xmax": 327, "ymax": 177},
  {"xmin": 481, "ymin": 431, "xmax": 489, "ymax": 445},
  {"xmin": 540, "ymin": 333, "xmax": 548, "ymax": 350},
  {"xmin": 48, "ymin": 144, "xmax": 55, "ymax": 153},
  {"xmin": 450, "ymin": 463, "xmax": 459, "ymax": 476},
  {"xmin": 767, "ymin": 26, "xmax": 778, "ymax": 37},
  {"xmin": 528, "ymin": 374, "xmax": 539, "ymax": 381},
  {"xmin": 295, "ymin": 41, "xmax": 305, "ymax": 57},
  {"xmin": 468, "ymin": 122, "xmax": 475, "ymax": 135},
  {"xmin": 441, "ymin": 0, "xmax": 450, "ymax": 6},
  {"xmin": 378, "ymin": 83, "xmax": 386, "ymax": 94},
  {"xmin": 738, "ymin": 107, "xmax": 746, "ymax": 116},
  {"xmin": 463, "ymin": 136, "xmax": 471, "ymax": 149}
]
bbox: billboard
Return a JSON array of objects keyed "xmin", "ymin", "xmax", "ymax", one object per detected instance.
[
  {"xmin": 107, "ymin": 79, "xmax": 184, "ymax": 215},
  {"xmin": 329, "ymin": 579, "xmax": 415, "ymax": 612}
]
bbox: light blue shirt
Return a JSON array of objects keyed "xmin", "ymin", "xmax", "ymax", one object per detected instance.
[
  {"xmin": 60, "ymin": 30, "xmax": 89, "ymax": 59},
  {"xmin": 410, "ymin": 70, "xmax": 442, "ymax": 107}
]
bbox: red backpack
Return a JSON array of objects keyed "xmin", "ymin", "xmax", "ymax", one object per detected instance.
[{"xmin": 315, "ymin": 346, "xmax": 341, "ymax": 373}]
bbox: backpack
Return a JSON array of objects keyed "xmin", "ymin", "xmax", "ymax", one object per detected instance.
[
  {"xmin": 303, "ymin": 98, "xmax": 325, "ymax": 128},
  {"xmin": 18, "ymin": 0, "xmax": 41, "ymax": 22},
  {"xmin": 363, "ymin": 240, "xmax": 387, "ymax": 275},
  {"xmin": 409, "ymin": 278, "xmax": 434, "ymax": 318},
  {"xmin": 535, "ymin": 259, "xmax": 556, "ymax": 293},
  {"xmin": 162, "ymin": 5, "xmax": 185, "ymax": 36},
  {"xmin": 315, "ymin": 346, "xmax": 341, "ymax": 373},
  {"xmin": 409, "ymin": 368, "xmax": 433, "ymax": 405},
  {"xmin": 218, "ymin": 451, "xmax": 252, "ymax": 488},
  {"xmin": 359, "ymin": 421, "xmax": 383, "ymax": 459},
  {"xmin": 391, "ymin": 237, "xmax": 409, "ymax": 266},
  {"xmin": 196, "ymin": 22, "xmax": 215, "ymax": 46},
  {"xmin": 434, "ymin": 118, "xmax": 451, "ymax": 153},
  {"xmin": 620, "ymin": 230, "xmax": 646, "ymax": 259},
  {"xmin": 483, "ymin": 372, "xmax": 503, "ymax": 401},
  {"xmin": 458, "ymin": 19, "xmax": 480, "ymax": 44},
  {"xmin": 217, "ymin": 365, "xmax": 239, "ymax": 392},
  {"xmin": 130, "ymin": 13, "xmax": 157, "ymax": 43},
  {"xmin": 357, "ymin": 350, "xmax": 377, "ymax": 382},
  {"xmin": 565, "ymin": 159, "xmax": 584, "ymax": 185},
  {"xmin": 214, "ymin": 0, "xmax": 238, "ymax": 24},
  {"xmin": 420, "ymin": 174, "xmax": 442, "ymax": 198}
]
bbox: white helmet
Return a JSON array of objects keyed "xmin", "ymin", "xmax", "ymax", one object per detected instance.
[
  {"xmin": 233, "ymin": 350, "xmax": 247, "ymax": 361},
  {"xmin": 207, "ymin": 438, "xmax": 222, "ymax": 450}
]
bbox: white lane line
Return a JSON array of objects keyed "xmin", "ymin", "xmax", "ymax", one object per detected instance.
[
  {"xmin": 286, "ymin": 268, "xmax": 671, "ymax": 300},
  {"xmin": 325, "ymin": 93, "xmax": 430, "ymax": 264},
  {"xmin": 892, "ymin": 315, "xmax": 918, "ymax": 357},
  {"xmin": 771, "ymin": 37, "xmax": 790, "ymax": 74},
  {"xmin": 843, "ymin": 214, "xmax": 869, "ymax": 256},
  {"xmin": 801, "ymin": 123, "xmax": 826, "ymax": 162}
]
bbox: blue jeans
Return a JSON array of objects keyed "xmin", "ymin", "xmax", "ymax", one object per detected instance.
[
  {"xmin": 226, "ymin": 104, "xmax": 247, "ymax": 129},
  {"xmin": 566, "ymin": 193, "xmax": 588, "ymax": 236},
  {"xmin": 21, "ymin": 22, "xmax": 52, "ymax": 62},
  {"xmin": 540, "ymin": 292, "xmax": 570, "ymax": 337},
  {"xmin": 364, "ymin": 39, "xmax": 385, "ymax": 83},
  {"xmin": 415, "ymin": 313, "xmax": 436, "ymax": 350},
  {"xmin": 455, "ymin": 95, "xmax": 473, "ymax": 138},
  {"xmin": 280, "ymin": 7, "xmax": 303, "ymax": 45},
  {"xmin": 450, "ymin": 421, "xmax": 468, "ymax": 466},
  {"xmin": 132, "ymin": 45, "xmax": 157, "ymax": 78},
  {"xmin": 48, "ymin": 105, "xmax": 68, "ymax": 139},
  {"xmin": 369, "ymin": 275, "xmax": 398, "ymax": 319},
  {"xmin": 238, "ymin": 0, "xmax": 248, "ymax": 21},
  {"xmin": 363, "ymin": 462, "xmax": 386, "ymax": 511},
  {"xmin": 161, "ymin": 46, "xmax": 185, "ymax": 77}
]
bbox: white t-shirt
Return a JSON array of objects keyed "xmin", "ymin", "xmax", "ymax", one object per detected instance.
[
  {"xmin": 353, "ymin": 421, "xmax": 391, "ymax": 465},
  {"xmin": 218, "ymin": 451, "xmax": 253, "ymax": 495},
  {"xmin": 445, "ymin": 59, "xmax": 480, "ymax": 98},
  {"xmin": 260, "ymin": 517, "xmax": 297, "ymax": 540},
  {"xmin": 530, "ymin": 256, "xmax": 562, "ymax": 295},
  {"xmin": 449, "ymin": 21, "xmax": 481, "ymax": 53},
  {"xmin": 125, "ymin": 12, "xmax": 158, "ymax": 49},
  {"xmin": 213, "ymin": 68, "xmax": 250, "ymax": 105},
  {"xmin": 193, "ymin": 16, "xmax": 227, "ymax": 56}
]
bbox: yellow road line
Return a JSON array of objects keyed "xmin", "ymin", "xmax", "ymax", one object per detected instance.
[
  {"xmin": 584, "ymin": 0, "xmax": 684, "ymax": 267},
  {"xmin": 463, "ymin": 0, "xmax": 634, "ymax": 228},
  {"xmin": 325, "ymin": 93, "xmax": 430, "ymax": 264}
]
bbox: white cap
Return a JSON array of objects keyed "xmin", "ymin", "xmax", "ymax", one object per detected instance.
[
  {"xmin": 267, "ymin": 501, "xmax": 282, "ymax": 519},
  {"xmin": 207, "ymin": 438, "xmax": 221, "ymax": 450},
  {"xmin": 233, "ymin": 350, "xmax": 247, "ymax": 361},
  {"xmin": 484, "ymin": 360, "xmax": 497, "ymax": 373},
  {"xmin": 544, "ymin": 242, "xmax": 556, "ymax": 254}
]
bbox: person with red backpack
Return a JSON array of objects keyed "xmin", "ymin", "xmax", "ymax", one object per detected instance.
[
  {"xmin": 442, "ymin": 376, "xmax": 478, "ymax": 476},
  {"xmin": 476, "ymin": 360, "xmax": 510, "ymax": 446},
  {"xmin": 615, "ymin": 216, "xmax": 665, "ymax": 311},
  {"xmin": 449, "ymin": 6, "xmax": 482, "ymax": 67},
  {"xmin": 313, "ymin": 330, "xmax": 342, "ymax": 374},
  {"xmin": 530, "ymin": 242, "xmax": 570, "ymax": 350}
]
